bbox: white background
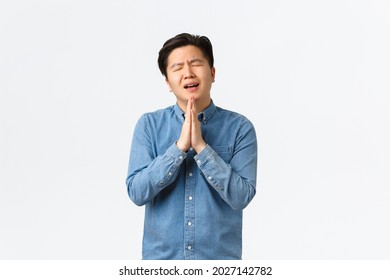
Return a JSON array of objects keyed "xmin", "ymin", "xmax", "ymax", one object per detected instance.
[{"xmin": 1, "ymin": 0, "xmax": 389, "ymax": 259}]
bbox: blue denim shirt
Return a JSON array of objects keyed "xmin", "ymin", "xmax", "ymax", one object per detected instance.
[{"xmin": 126, "ymin": 101, "xmax": 257, "ymax": 260}]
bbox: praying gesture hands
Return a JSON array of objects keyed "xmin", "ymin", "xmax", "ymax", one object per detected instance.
[{"xmin": 176, "ymin": 96, "xmax": 207, "ymax": 153}]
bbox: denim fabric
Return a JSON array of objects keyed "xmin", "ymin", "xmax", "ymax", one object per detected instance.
[{"xmin": 126, "ymin": 101, "xmax": 257, "ymax": 260}]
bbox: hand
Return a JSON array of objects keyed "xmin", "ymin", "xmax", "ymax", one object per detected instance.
[
  {"xmin": 176, "ymin": 96, "xmax": 207, "ymax": 153},
  {"xmin": 176, "ymin": 97, "xmax": 192, "ymax": 152},
  {"xmin": 190, "ymin": 97, "xmax": 207, "ymax": 153}
]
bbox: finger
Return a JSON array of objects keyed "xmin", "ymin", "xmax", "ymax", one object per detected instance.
[
  {"xmin": 185, "ymin": 98, "xmax": 192, "ymax": 123},
  {"xmin": 191, "ymin": 108, "xmax": 196, "ymax": 124},
  {"xmin": 191, "ymin": 97, "xmax": 197, "ymax": 114}
]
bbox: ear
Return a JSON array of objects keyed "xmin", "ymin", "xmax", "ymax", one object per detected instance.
[
  {"xmin": 165, "ymin": 78, "xmax": 173, "ymax": 92},
  {"xmin": 211, "ymin": 67, "xmax": 216, "ymax": 83}
]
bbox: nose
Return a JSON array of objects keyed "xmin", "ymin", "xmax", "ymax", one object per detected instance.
[{"xmin": 184, "ymin": 64, "xmax": 195, "ymax": 79}]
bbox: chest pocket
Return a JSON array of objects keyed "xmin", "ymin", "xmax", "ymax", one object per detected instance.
[{"xmin": 210, "ymin": 145, "xmax": 233, "ymax": 163}]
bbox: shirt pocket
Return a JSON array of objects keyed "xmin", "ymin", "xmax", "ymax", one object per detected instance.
[{"xmin": 210, "ymin": 145, "xmax": 233, "ymax": 163}]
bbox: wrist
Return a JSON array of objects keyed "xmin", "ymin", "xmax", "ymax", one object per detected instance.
[
  {"xmin": 176, "ymin": 141, "xmax": 189, "ymax": 152},
  {"xmin": 193, "ymin": 141, "xmax": 207, "ymax": 154}
]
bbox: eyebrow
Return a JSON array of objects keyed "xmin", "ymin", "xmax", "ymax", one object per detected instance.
[{"xmin": 169, "ymin": 58, "xmax": 204, "ymax": 69}]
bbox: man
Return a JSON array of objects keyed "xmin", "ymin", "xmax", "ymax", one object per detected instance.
[{"xmin": 126, "ymin": 33, "xmax": 257, "ymax": 260}]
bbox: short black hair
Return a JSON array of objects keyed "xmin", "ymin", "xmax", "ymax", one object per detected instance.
[{"xmin": 158, "ymin": 33, "xmax": 214, "ymax": 78}]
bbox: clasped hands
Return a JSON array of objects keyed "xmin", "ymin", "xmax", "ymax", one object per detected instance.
[{"xmin": 176, "ymin": 96, "xmax": 207, "ymax": 154}]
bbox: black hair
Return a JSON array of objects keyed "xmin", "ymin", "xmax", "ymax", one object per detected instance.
[{"xmin": 158, "ymin": 33, "xmax": 214, "ymax": 78}]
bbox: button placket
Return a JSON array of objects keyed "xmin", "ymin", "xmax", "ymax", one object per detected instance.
[
  {"xmin": 184, "ymin": 152, "xmax": 195, "ymax": 259},
  {"xmin": 183, "ymin": 151, "xmax": 196, "ymax": 259}
]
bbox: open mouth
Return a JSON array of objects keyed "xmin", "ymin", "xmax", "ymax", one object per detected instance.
[{"xmin": 184, "ymin": 83, "xmax": 199, "ymax": 89}]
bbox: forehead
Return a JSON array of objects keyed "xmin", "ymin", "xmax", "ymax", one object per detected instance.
[{"xmin": 167, "ymin": 45, "xmax": 206, "ymax": 64}]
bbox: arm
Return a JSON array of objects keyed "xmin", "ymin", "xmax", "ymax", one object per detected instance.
[
  {"xmin": 126, "ymin": 114, "xmax": 186, "ymax": 206},
  {"xmin": 194, "ymin": 120, "xmax": 257, "ymax": 210}
]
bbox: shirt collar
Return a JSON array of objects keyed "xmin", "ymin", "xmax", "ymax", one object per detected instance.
[{"xmin": 174, "ymin": 100, "xmax": 217, "ymax": 124}]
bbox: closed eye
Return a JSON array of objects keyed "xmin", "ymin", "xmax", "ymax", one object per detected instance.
[
  {"xmin": 170, "ymin": 63, "xmax": 184, "ymax": 72},
  {"xmin": 190, "ymin": 58, "xmax": 204, "ymax": 67}
]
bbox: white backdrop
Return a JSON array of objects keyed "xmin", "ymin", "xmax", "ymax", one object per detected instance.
[{"xmin": 1, "ymin": 0, "xmax": 389, "ymax": 259}]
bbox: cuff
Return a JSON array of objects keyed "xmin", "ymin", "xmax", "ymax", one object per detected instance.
[
  {"xmin": 167, "ymin": 143, "xmax": 187, "ymax": 162},
  {"xmin": 193, "ymin": 144, "xmax": 214, "ymax": 167}
]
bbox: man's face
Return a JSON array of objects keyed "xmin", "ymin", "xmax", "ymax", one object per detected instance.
[{"xmin": 165, "ymin": 45, "xmax": 215, "ymax": 111}]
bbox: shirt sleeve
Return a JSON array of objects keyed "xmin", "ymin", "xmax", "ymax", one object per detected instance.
[
  {"xmin": 126, "ymin": 114, "xmax": 186, "ymax": 206},
  {"xmin": 193, "ymin": 120, "xmax": 257, "ymax": 210}
]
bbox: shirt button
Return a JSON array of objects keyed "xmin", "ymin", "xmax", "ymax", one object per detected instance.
[
  {"xmin": 189, "ymin": 147, "xmax": 193, "ymax": 151},
  {"xmin": 188, "ymin": 196, "xmax": 193, "ymax": 201},
  {"xmin": 168, "ymin": 172, "xmax": 172, "ymax": 176},
  {"xmin": 187, "ymin": 221, "xmax": 192, "ymax": 226},
  {"xmin": 208, "ymin": 176, "xmax": 212, "ymax": 180},
  {"xmin": 187, "ymin": 245, "xmax": 192, "ymax": 250},
  {"xmin": 179, "ymin": 156, "xmax": 183, "ymax": 160},
  {"xmin": 189, "ymin": 172, "xmax": 193, "ymax": 177},
  {"xmin": 196, "ymin": 160, "xmax": 201, "ymax": 164}
]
